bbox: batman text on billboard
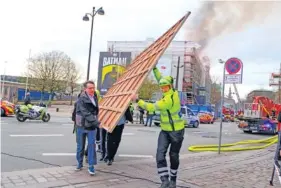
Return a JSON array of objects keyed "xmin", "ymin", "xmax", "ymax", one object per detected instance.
[{"xmin": 97, "ymin": 52, "xmax": 132, "ymax": 95}]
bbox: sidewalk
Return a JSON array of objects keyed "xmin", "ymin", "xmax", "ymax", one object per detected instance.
[
  {"xmin": 47, "ymin": 105, "xmax": 73, "ymax": 118},
  {"xmin": 1, "ymin": 146, "xmax": 279, "ymax": 188}
]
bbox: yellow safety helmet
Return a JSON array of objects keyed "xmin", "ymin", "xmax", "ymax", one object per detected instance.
[{"xmin": 159, "ymin": 76, "xmax": 174, "ymax": 87}]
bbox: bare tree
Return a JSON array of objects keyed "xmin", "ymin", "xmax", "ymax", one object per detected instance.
[
  {"xmin": 139, "ymin": 78, "xmax": 160, "ymax": 100},
  {"xmin": 27, "ymin": 53, "xmax": 51, "ymax": 99},
  {"xmin": 65, "ymin": 61, "xmax": 81, "ymax": 105},
  {"xmin": 44, "ymin": 51, "xmax": 73, "ymax": 93},
  {"xmin": 27, "ymin": 51, "xmax": 75, "ymax": 100},
  {"xmin": 210, "ymin": 76, "xmax": 221, "ymax": 104}
]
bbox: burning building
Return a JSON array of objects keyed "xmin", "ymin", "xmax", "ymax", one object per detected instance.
[{"xmin": 107, "ymin": 38, "xmax": 212, "ymax": 104}]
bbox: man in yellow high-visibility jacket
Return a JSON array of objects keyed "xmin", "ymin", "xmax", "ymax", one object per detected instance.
[{"xmin": 132, "ymin": 67, "xmax": 185, "ymax": 188}]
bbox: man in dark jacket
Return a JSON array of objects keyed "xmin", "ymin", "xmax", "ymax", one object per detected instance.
[
  {"xmin": 139, "ymin": 106, "xmax": 145, "ymax": 124},
  {"xmin": 75, "ymin": 80, "xmax": 100, "ymax": 175},
  {"xmin": 72, "ymin": 91, "xmax": 83, "ymax": 134},
  {"xmin": 104, "ymin": 107, "xmax": 133, "ymax": 165},
  {"xmin": 24, "ymin": 92, "xmax": 31, "ymax": 105}
]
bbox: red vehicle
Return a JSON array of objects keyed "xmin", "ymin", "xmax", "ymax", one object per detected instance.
[
  {"xmin": 198, "ymin": 112, "xmax": 214, "ymax": 124},
  {"xmin": 222, "ymin": 106, "xmax": 235, "ymax": 122},
  {"xmin": 1, "ymin": 98, "xmax": 15, "ymax": 116},
  {"xmin": 238, "ymin": 96, "xmax": 281, "ymax": 134}
]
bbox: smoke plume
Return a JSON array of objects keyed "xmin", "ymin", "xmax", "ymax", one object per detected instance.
[{"xmin": 186, "ymin": 1, "xmax": 281, "ymax": 50}]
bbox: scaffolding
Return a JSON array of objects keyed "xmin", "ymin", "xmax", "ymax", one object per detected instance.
[
  {"xmin": 182, "ymin": 41, "xmax": 204, "ymax": 104},
  {"xmin": 269, "ymin": 63, "xmax": 281, "ymax": 103}
]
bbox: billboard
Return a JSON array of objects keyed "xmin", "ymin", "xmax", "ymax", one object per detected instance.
[{"xmin": 97, "ymin": 52, "xmax": 132, "ymax": 95}]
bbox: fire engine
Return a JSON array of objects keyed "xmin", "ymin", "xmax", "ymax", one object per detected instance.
[{"xmin": 238, "ymin": 96, "xmax": 281, "ymax": 134}]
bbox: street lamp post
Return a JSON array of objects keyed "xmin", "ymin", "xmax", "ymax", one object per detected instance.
[
  {"xmin": 83, "ymin": 7, "xmax": 105, "ymax": 80},
  {"xmin": 174, "ymin": 56, "xmax": 184, "ymax": 90},
  {"xmin": 25, "ymin": 49, "xmax": 32, "ymax": 98},
  {"xmin": 218, "ymin": 59, "xmax": 226, "ymax": 154}
]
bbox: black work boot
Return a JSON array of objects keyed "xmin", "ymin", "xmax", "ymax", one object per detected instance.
[
  {"xmin": 169, "ymin": 180, "xmax": 176, "ymax": 188},
  {"xmin": 107, "ymin": 159, "xmax": 113, "ymax": 166},
  {"xmin": 160, "ymin": 176, "xmax": 170, "ymax": 188},
  {"xmin": 99, "ymin": 155, "xmax": 105, "ymax": 161}
]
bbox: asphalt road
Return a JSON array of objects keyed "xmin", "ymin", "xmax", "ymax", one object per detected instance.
[{"xmin": 1, "ymin": 115, "xmax": 273, "ymax": 172}]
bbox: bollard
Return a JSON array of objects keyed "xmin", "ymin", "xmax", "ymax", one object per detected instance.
[{"xmin": 56, "ymin": 108, "xmax": 59, "ymax": 112}]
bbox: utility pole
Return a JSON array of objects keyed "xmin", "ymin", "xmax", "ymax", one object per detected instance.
[
  {"xmin": 218, "ymin": 59, "xmax": 226, "ymax": 154},
  {"xmin": 174, "ymin": 56, "xmax": 184, "ymax": 90}
]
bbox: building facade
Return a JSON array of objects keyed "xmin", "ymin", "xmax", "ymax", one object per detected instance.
[
  {"xmin": 107, "ymin": 38, "xmax": 212, "ymax": 104},
  {"xmin": 246, "ymin": 89, "xmax": 275, "ymax": 102},
  {"xmin": 0, "ymin": 75, "xmax": 79, "ymax": 102}
]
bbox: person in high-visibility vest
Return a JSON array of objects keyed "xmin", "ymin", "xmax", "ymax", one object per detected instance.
[
  {"xmin": 132, "ymin": 67, "xmax": 185, "ymax": 188},
  {"xmin": 145, "ymin": 109, "xmax": 155, "ymax": 127}
]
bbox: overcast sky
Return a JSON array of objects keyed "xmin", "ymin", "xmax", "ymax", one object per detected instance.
[{"xmin": 0, "ymin": 0, "xmax": 280, "ymax": 100}]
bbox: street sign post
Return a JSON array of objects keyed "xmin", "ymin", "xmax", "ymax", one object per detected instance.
[
  {"xmin": 224, "ymin": 57, "xmax": 243, "ymax": 84},
  {"xmin": 225, "ymin": 74, "xmax": 242, "ymax": 84},
  {"xmin": 218, "ymin": 57, "xmax": 243, "ymax": 154}
]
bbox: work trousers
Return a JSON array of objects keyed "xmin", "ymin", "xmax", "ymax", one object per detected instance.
[
  {"xmin": 96, "ymin": 127, "xmax": 101, "ymax": 150},
  {"xmin": 146, "ymin": 114, "xmax": 154, "ymax": 127},
  {"xmin": 76, "ymin": 127, "xmax": 97, "ymax": 167},
  {"xmin": 156, "ymin": 129, "xmax": 184, "ymax": 181},
  {"xmin": 100, "ymin": 128, "xmax": 108, "ymax": 159},
  {"xmin": 107, "ymin": 124, "xmax": 124, "ymax": 160},
  {"xmin": 139, "ymin": 112, "xmax": 144, "ymax": 124}
]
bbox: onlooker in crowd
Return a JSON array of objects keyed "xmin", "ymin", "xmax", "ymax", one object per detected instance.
[
  {"xmin": 72, "ymin": 90, "xmax": 83, "ymax": 135},
  {"xmin": 84, "ymin": 89, "xmax": 102, "ymax": 162},
  {"xmin": 99, "ymin": 127, "xmax": 107, "ymax": 161},
  {"xmin": 75, "ymin": 80, "xmax": 100, "ymax": 175},
  {"xmin": 104, "ymin": 106, "xmax": 133, "ymax": 165},
  {"xmin": 94, "ymin": 90, "xmax": 102, "ymax": 153},
  {"xmin": 145, "ymin": 109, "xmax": 155, "ymax": 127},
  {"xmin": 139, "ymin": 106, "xmax": 145, "ymax": 124},
  {"xmin": 130, "ymin": 102, "xmax": 134, "ymax": 118}
]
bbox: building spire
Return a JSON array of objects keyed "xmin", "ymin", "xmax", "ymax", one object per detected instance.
[{"xmin": 228, "ymin": 86, "xmax": 233, "ymax": 99}]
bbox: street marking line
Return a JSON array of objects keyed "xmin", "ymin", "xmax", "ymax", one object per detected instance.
[
  {"xmin": 118, "ymin": 154, "xmax": 153, "ymax": 158},
  {"xmin": 123, "ymin": 133, "xmax": 135, "ymax": 136},
  {"xmin": 61, "ymin": 124, "xmax": 74, "ymax": 126},
  {"xmin": 1, "ymin": 122, "xmax": 8, "ymax": 125},
  {"xmin": 42, "ymin": 153, "xmax": 75, "ymax": 156},
  {"xmin": 10, "ymin": 134, "xmax": 64, "ymax": 137}
]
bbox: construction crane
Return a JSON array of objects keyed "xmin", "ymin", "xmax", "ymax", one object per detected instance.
[{"xmin": 233, "ymin": 83, "xmax": 242, "ymax": 110}]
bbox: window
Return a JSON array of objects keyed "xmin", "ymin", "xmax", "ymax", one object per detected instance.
[{"xmin": 181, "ymin": 108, "xmax": 186, "ymax": 114}]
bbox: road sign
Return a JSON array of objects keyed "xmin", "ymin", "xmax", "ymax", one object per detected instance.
[
  {"xmin": 218, "ymin": 57, "xmax": 243, "ymax": 154},
  {"xmin": 225, "ymin": 74, "xmax": 242, "ymax": 84},
  {"xmin": 225, "ymin": 58, "xmax": 242, "ymax": 75}
]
